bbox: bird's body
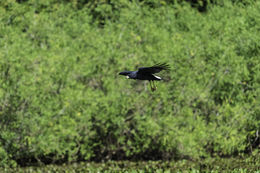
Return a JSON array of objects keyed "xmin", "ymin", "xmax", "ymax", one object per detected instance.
[{"xmin": 119, "ymin": 63, "xmax": 169, "ymax": 91}]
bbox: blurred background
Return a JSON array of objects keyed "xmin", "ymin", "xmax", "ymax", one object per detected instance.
[{"xmin": 0, "ymin": 0, "xmax": 259, "ymax": 171}]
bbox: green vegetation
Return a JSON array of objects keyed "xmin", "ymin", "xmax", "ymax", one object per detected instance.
[
  {"xmin": 0, "ymin": 0, "xmax": 259, "ymax": 170},
  {"xmin": 2, "ymin": 155, "xmax": 260, "ymax": 172}
]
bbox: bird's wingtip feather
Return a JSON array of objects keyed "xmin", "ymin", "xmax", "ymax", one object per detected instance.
[{"xmin": 153, "ymin": 62, "xmax": 170, "ymax": 70}]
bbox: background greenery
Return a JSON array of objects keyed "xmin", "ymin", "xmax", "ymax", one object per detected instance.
[
  {"xmin": 0, "ymin": 0, "xmax": 259, "ymax": 168},
  {"xmin": 3, "ymin": 157, "xmax": 260, "ymax": 172}
]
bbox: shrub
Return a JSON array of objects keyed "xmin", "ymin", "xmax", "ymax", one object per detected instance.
[{"xmin": 0, "ymin": 0, "xmax": 259, "ymax": 167}]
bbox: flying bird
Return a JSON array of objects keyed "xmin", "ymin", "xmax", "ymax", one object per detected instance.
[{"xmin": 119, "ymin": 63, "xmax": 170, "ymax": 91}]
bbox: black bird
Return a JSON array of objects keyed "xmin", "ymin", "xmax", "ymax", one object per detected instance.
[{"xmin": 119, "ymin": 63, "xmax": 170, "ymax": 91}]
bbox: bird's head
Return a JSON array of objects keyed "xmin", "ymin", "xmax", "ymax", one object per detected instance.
[{"xmin": 119, "ymin": 71, "xmax": 132, "ymax": 79}]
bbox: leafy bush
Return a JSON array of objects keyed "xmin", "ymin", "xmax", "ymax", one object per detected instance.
[{"xmin": 0, "ymin": 0, "xmax": 259, "ymax": 167}]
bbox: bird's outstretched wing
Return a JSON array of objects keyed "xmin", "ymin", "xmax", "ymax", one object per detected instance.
[{"xmin": 137, "ymin": 63, "xmax": 170, "ymax": 74}]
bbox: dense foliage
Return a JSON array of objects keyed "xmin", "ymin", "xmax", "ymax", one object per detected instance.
[
  {"xmin": 2, "ymin": 156, "xmax": 260, "ymax": 172},
  {"xmin": 0, "ymin": 0, "xmax": 259, "ymax": 167}
]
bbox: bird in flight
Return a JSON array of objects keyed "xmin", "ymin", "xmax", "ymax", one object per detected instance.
[{"xmin": 119, "ymin": 63, "xmax": 170, "ymax": 91}]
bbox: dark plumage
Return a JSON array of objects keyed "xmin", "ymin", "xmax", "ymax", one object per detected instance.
[{"xmin": 119, "ymin": 63, "xmax": 170, "ymax": 91}]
